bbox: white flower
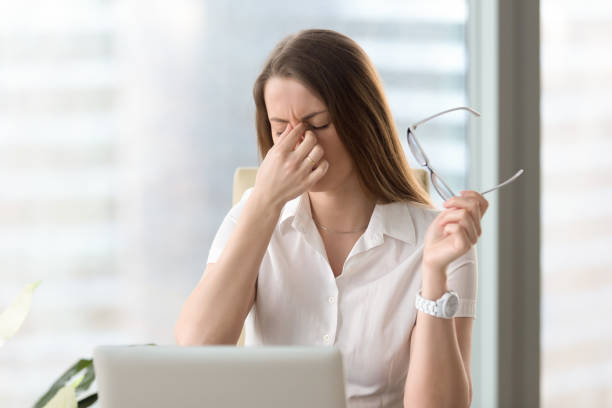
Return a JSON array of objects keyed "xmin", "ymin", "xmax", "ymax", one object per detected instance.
[
  {"xmin": 0, "ymin": 280, "xmax": 41, "ymax": 347},
  {"xmin": 42, "ymin": 374, "xmax": 84, "ymax": 408}
]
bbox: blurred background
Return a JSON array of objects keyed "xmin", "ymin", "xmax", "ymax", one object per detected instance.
[
  {"xmin": 0, "ymin": 0, "xmax": 609, "ymax": 407},
  {"xmin": 540, "ymin": 0, "xmax": 612, "ymax": 406}
]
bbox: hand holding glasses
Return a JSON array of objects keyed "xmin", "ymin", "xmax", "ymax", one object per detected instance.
[{"xmin": 407, "ymin": 106, "xmax": 524, "ymax": 201}]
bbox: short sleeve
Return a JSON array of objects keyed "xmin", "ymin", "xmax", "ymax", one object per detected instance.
[
  {"xmin": 446, "ymin": 245, "xmax": 478, "ymax": 319},
  {"xmin": 205, "ymin": 187, "xmax": 254, "ymax": 265}
]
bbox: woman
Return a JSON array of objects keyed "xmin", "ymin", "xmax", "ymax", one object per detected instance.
[{"xmin": 175, "ymin": 29, "xmax": 487, "ymax": 408}]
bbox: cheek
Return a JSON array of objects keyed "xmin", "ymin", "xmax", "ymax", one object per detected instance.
[{"xmin": 318, "ymin": 129, "xmax": 349, "ymax": 163}]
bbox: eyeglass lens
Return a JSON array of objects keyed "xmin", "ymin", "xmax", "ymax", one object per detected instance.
[
  {"xmin": 407, "ymin": 131, "xmax": 427, "ymax": 166},
  {"xmin": 431, "ymin": 172, "xmax": 455, "ymax": 201}
]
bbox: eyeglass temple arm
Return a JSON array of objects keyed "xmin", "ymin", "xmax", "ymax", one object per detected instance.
[
  {"xmin": 410, "ymin": 106, "xmax": 481, "ymax": 131},
  {"xmin": 480, "ymin": 169, "xmax": 524, "ymax": 195}
]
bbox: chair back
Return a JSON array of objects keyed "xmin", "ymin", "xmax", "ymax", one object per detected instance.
[{"xmin": 233, "ymin": 167, "xmax": 429, "ymax": 206}]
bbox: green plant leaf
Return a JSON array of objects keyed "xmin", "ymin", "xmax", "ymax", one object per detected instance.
[
  {"xmin": 35, "ymin": 343, "xmax": 157, "ymax": 408},
  {"xmin": 33, "ymin": 359, "xmax": 93, "ymax": 408},
  {"xmin": 74, "ymin": 362, "xmax": 95, "ymax": 395},
  {"xmin": 0, "ymin": 280, "xmax": 41, "ymax": 346},
  {"xmin": 77, "ymin": 393, "xmax": 98, "ymax": 408}
]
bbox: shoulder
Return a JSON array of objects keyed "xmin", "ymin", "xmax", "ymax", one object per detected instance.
[
  {"xmin": 400, "ymin": 201, "xmax": 442, "ymax": 243},
  {"xmin": 406, "ymin": 201, "xmax": 441, "ymax": 223}
]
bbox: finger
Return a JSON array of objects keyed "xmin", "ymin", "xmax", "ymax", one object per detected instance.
[
  {"xmin": 305, "ymin": 159, "xmax": 329, "ymax": 186},
  {"xmin": 277, "ymin": 122, "xmax": 305, "ymax": 152},
  {"xmin": 443, "ymin": 223, "xmax": 473, "ymax": 251},
  {"xmin": 273, "ymin": 123, "xmax": 292, "ymax": 145},
  {"xmin": 442, "ymin": 196, "xmax": 481, "ymax": 234},
  {"xmin": 294, "ymin": 130, "xmax": 319, "ymax": 161},
  {"xmin": 459, "ymin": 190, "xmax": 489, "ymax": 214},
  {"xmin": 299, "ymin": 144, "xmax": 324, "ymax": 173},
  {"xmin": 438, "ymin": 209, "xmax": 479, "ymax": 242},
  {"xmin": 460, "ymin": 190, "xmax": 488, "ymax": 214}
]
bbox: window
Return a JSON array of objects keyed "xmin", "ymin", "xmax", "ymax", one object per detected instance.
[{"xmin": 541, "ymin": 1, "xmax": 612, "ymax": 406}]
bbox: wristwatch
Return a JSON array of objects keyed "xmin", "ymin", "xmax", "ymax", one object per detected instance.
[{"xmin": 415, "ymin": 289, "xmax": 459, "ymax": 319}]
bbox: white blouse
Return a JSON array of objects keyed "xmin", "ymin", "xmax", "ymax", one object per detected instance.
[{"xmin": 206, "ymin": 187, "xmax": 478, "ymax": 408}]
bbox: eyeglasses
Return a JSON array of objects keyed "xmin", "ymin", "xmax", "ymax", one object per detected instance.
[{"xmin": 407, "ymin": 106, "xmax": 524, "ymax": 201}]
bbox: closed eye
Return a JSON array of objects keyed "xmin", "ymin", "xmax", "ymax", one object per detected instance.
[
  {"xmin": 275, "ymin": 123, "xmax": 330, "ymax": 136},
  {"xmin": 310, "ymin": 123, "xmax": 330, "ymax": 131}
]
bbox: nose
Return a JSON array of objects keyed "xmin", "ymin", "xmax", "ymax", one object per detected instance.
[{"xmin": 283, "ymin": 121, "xmax": 309, "ymax": 137}]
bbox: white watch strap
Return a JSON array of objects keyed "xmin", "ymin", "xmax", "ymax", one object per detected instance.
[
  {"xmin": 415, "ymin": 290, "xmax": 440, "ymax": 317},
  {"xmin": 415, "ymin": 289, "xmax": 460, "ymax": 319}
]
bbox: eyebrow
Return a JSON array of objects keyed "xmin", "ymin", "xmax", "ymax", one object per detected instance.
[{"xmin": 269, "ymin": 110, "xmax": 328, "ymax": 123}]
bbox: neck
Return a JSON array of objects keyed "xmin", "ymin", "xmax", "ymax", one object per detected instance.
[{"xmin": 307, "ymin": 177, "xmax": 376, "ymax": 234}]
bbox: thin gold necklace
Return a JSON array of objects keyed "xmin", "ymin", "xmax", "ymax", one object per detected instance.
[{"xmin": 313, "ymin": 219, "xmax": 368, "ymax": 234}]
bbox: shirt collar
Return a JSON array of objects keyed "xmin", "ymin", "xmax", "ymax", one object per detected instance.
[{"xmin": 278, "ymin": 192, "xmax": 416, "ymax": 245}]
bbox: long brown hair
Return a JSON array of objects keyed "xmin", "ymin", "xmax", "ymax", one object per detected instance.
[{"xmin": 253, "ymin": 29, "xmax": 432, "ymax": 207}]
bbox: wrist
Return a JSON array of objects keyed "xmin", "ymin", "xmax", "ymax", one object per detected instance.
[
  {"xmin": 420, "ymin": 263, "xmax": 448, "ymax": 300},
  {"xmin": 250, "ymin": 188, "xmax": 285, "ymax": 213},
  {"xmin": 422, "ymin": 251, "xmax": 451, "ymax": 273}
]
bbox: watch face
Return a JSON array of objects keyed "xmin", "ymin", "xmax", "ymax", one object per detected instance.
[{"xmin": 445, "ymin": 293, "xmax": 459, "ymax": 316}]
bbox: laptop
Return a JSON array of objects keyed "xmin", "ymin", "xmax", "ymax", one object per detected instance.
[{"xmin": 93, "ymin": 345, "xmax": 347, "ymax": 408}]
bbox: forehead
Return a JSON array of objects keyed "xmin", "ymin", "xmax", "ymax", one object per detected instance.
[{"xmin": 264, "ymin": 77, "xmax": 326, "ymax": 117}]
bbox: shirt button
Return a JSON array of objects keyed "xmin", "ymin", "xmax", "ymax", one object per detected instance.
[
  {"xmin": 328, "ymin": 296, "xmax": 336, "ymax": 304},
  {"xmin": 323, "ymin": 334, "xmax": 331, "ymax": 344}
]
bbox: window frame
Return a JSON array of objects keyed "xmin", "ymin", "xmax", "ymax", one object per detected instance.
[{"xmin": 467, "ymin": 1, "xmax": 541, "ymax": 407}]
